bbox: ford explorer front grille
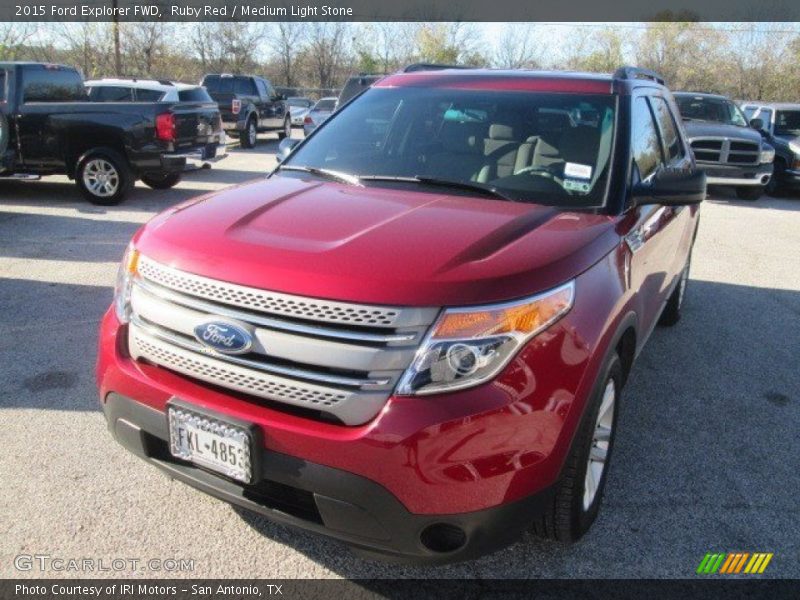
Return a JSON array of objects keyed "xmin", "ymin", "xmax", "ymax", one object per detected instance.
[
  {"xmin": 690, "ymin": 138, "xmax": 760, "ymax": 166},
  {"xmin": 128, "ymin": 256, "xmax": 439, "ymax": 425}
]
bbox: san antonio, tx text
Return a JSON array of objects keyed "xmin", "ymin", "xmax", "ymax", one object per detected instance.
[{"xmin": 16, "ymin": 583, "xmax": 281, "ymax": 596}]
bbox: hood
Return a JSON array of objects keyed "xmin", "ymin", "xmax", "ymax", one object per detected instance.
[
  {"xmin": 772, "ymin": 133, "xmax": 800, "ymax": 148},
  {"xmin": 682, "ymin": 121, "xmax": 763, "ymax": 144},
  {"xmin": 135, "ymin": 175, "xmax": 619, "ymax": 307}
]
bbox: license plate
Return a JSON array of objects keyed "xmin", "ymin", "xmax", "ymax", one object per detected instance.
[{"xmin": 168, "ymin": 405, "xmax": 253, "ymax": 483}]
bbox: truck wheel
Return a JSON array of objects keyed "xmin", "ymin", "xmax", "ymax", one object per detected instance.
[
  {"xmin": 532, "ymin": 353, "xmax": 622, "ymax": 542},
  {"xmin": 76, "ymin": 148, "xmax": 133, "ymax": 205},
  {"xmin": 659, "ymin": 256, "xmax": 691, "ymax": 327},
  {"xmin": 141, "ymin": 171, "xmax": 181, "ymax": 189},
  {"xmin": 240, "ymin": 117, "xmax": 257, "ymax": 148},
  {"xmin": 278, "ymin": 116, "xmax": 291, "ymax": 140},
  {"xmin": 766, "ymin": 161, "xmax": 786, "ymax": 197},
  {"xmin": 735, "ymin": 186, "xmax": 763, "ymax": 201}
]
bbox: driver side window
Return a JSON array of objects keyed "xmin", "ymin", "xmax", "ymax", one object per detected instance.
[{"xmin": 631, "ymin": 97, "xmax": 664, "ymax": 181}]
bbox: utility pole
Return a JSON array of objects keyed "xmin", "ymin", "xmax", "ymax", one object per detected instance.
[{"xmin": 113, "ymin": 0, "xmax": 121, "ymax": 75}]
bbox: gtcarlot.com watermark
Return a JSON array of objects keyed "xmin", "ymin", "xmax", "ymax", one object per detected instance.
[{"xmin": 14, "ymin": 554, "xmax": 195, "ymax": 573}]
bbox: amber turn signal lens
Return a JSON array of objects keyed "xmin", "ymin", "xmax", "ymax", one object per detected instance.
[
  {"xmin": 126, "ymin": 248, "xmax": 140, "ymax": 275},
  {"xmin": 432, "ymin": 283, "xmax": 574, "ymax": 340}
]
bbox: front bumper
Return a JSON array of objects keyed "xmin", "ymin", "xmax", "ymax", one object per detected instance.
[
  {"xmin": 102, "ymin": 392, "xmax": 552, "ymax": 564},
  {"xmin": 700, "ymin": 162, "xmax": 773, "ymax": 186}
]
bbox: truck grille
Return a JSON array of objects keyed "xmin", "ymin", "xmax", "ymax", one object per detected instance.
[
  {"xmin": 690, "ymin": 138, "xmax": 760, "ymax": 165},
  {"xmin": 129, "ymin": 256, "xmax": 439, "ymax": 425}
]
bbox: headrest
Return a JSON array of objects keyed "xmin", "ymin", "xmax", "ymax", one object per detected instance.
[{"xmin": 489, "ymin": 124, "xmax": 515, "ymax": 140}]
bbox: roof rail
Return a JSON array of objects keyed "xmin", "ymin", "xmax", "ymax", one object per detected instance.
[
  {"xmin": 403, "ymin": 63, "xmax": 473, "ymax": 73},
  {"xmin": 613, "ymin": 66, "xmax": 665, "ymax": 86}
]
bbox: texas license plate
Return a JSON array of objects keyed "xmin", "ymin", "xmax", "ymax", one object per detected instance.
[{"xmin": 168, "ymin": 404, "xmax": 253, "ymax": 483}]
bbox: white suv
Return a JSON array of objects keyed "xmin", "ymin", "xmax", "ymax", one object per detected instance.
[{"xmin": 85, "ymin": 78, "xmax": 212, "ymax": 103}]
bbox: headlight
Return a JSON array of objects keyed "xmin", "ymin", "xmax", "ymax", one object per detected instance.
[
  {"xmin": 759, "ymin": 144, "xmax": 775, "ymax": 164},
  {"xmin": 114, "ymin": 244, "xmax": 139, "ymax": 323},
  {"xmin": 396, "ymin": 281, "xmax": 575, "ymax": 396},
  {"xmin": 789, "ymin": 141, "xmax": 800, "ymax": 156}
]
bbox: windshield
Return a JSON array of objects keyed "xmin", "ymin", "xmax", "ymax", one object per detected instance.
[
  {"xmin": 283, "ymin": 87, "xmax": 616, "ymax": 208},
  {"xmin": 675, "ymin": 95, "xmax": 748, "ymax": 127},
  {"xmin": 288, "ymin": 98, "xmax": 311, "ymax": 108},
  {"xmin": 774, "ymin": 110, "xmax": 800, "ymax": 136}
]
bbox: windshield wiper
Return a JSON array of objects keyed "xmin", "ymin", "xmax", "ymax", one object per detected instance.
[
  {"xmin": 278, "ymin": 165, "xmax": 362, "ymax": 186},
  {"xmin": 359, "ymin": 175, "xmax": 516, "ymax": 202}
]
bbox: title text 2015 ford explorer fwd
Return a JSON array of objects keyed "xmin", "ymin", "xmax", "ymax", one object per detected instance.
[{"xmin": 97, "ymin": 67, "xmax": 705, "ymax": 564}]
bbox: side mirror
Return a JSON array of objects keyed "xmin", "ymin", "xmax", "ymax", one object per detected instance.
[
  {"xmin": 632, "ymin": 167, "xmax": 706, "ymax": 207},
  {"xmin": 750, "ymin": 118, "xmax": 764, "ymax": 131},
  {"xmin": 276, "ymin": 137, "xmax": 300, "ymax": 163}
]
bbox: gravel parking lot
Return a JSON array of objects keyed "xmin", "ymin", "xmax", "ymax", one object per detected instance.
[{"xmin": 1, "ymin": 133, "xmax": 798, "ymax": 580}]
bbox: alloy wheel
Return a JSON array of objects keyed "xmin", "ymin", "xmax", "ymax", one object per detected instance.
[
  {"xmin": 82, "ymin": 158, "xmax": 119, "ymax": 198},
  {"xmin": 583, "ymin": 379, "xmax": 615, "ymax": 511}
]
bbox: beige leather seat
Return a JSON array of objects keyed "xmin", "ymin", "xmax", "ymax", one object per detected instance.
[
  {"xmin": 425, "ymin": 121, "xmax": 487, "ymax": 181},
  {"xmin": 475, "ymin": 124, "xmax": 521, "ymax": 182}
]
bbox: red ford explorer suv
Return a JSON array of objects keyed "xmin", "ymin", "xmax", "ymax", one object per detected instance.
[{"xmin": 97, "ymin": 66, "xmax": 704, "ymax": 564}]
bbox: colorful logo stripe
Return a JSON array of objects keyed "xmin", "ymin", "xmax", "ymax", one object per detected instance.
[{"xmin": 697, "ymin": 552, "xmax": 773, "ymax": 574}]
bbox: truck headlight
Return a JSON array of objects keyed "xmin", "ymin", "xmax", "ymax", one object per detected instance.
[
  {"xmin": 396, "ymin": 281, "xmax": 574, "ymax": 396},
  {"xmin": 759, "ymin": 144, "xmax": 775, "ymax": 164},
  {"xmin": 789, "ymin": 141, "xmax": 800, "ymax": 156},
  {"xmin": 114, "ymin": 244, "xmax": 139, "ymax": 323}
]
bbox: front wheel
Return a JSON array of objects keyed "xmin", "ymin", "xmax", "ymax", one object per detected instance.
[
  {"xmin": 532, "ymin": 354, "xmax": 622, "ymax": 542},
  {"xmin": 278, "ymin": 116, "xmax": 291, "ymax": 140},
  {"xmin": 735, "ymin": 186, "xmax": 764, "ymax": 201},
  {"xmin": 141, "ymin": 171, "xmax": 181, "ymax": 189},
  {"xmin": 75, "ymin": 148, "xmax": 133, "ymax": 205}
]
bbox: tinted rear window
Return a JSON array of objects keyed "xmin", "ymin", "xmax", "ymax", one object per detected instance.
[
  {"xmin": 202, "ymin": 75, "xmax": 255, "ymax": 96},
  {"xmin": 23, "ymin": 66, "xmax": 86, "ymax": 102},
  {"xmin": 136, "ymin": 88, "xmax": 165, "ymax": 101},
  {"xmin": 178, "ymin": 87, "xmax": 212, "ymax": 102},
  {"xmin": 88, "ymin": 86, "xmax": 134, "ymax": 102},
  {"xmin": 315, "ymin": 99, "xmax": 336, "ymax": 111},
  {"xmin": 0, "ymin": 71, "xmax": 6, "ymax": 102}
]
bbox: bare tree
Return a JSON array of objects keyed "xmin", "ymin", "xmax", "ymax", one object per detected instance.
[
  {"xmin": 301, "ymin": 22, "xmax": 351, "ymax": 89},
  {"xmin": 192, "ymin": 22, "xmax": 265, "ymax": 75},
  {"xmin": 493, "ymin": 24, "xmax": 542, "ymax": 69},
  {"xmin": 269, "ymin": 22, "xmax": 304, "ymax": 86},
  {"xmin": 0, "ymin": 22, "xmax": 37, "ymax": 60},
  {"xmin": 121, "ymin": 23, "xmax": 170, "ymax": 77}
]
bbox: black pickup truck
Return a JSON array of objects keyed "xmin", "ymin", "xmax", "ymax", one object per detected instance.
[
  {"xmin": 673, "ymin": 92, "xmax": 775, "ymax": 201},
  {"xmin": 200, "ymin": 74, "xmax": 290, "ymax": 148},
  {"xmin": 0, "ymin": 62, "xmax": 226, "ymax": 204}
]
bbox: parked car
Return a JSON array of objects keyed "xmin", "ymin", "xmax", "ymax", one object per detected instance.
[
  {"xmin": 287, "ymin": 97, "xmax": 314, "ymax": 127},
  {"xmin": 0, "ymin": 62, "xmax": 226, "ymax": 204},
  {"xmin": 742, "ymin": 102, "xmax": 800, "ymax": 195},
  {"xmin": 99, "ymin": 66, "xmax": 704, "ymax": 564},
  {"xmin": 302, "ymin": 97, "xmax": 337, "ymax": 135},
  {"xmin": 673, "ymin": 92, "xmax": 774, "ymax": 200},
  {"xmin": 86, "ymin": 78, "xmax": 212, "ymax": 103},
  {"xmin": 200, "ymin": 74, "xmax": 290, "ymax": 148}
]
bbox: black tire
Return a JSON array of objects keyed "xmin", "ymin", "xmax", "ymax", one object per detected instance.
[
  {"xmin": 239, "ymin": 117, "xmax": 257, "ymax": 148},
  {"xmin": 277, "ymin": 116, "xmax": 291, "ymax": 140},
  {"xmin": 735, "ymin": 186, "xmax": 764, "ymax": 201},
  {"xmin": 532, "ymin": 353, "xmax": 622, "ymax": 542},
  {"xmin": 141, "ymin": 171, "xmax": 181, "ymax": 189},
  {"xmin": 659, "ymin": 256, "xmax": 691, "ymax": 327},
  {"xmin": 75, "ymin": 147, "xmax": 133, "ymax": 205},
  {"xmin": 766, "ymin": 160, "xmax": 786, "ymax": 197}
]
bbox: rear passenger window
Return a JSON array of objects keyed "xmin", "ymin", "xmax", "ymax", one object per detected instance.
[
  {"xmin": 90, "ymin": 86, "xmax": 133, "ymax": 102},
  {"xmin": 178, "ymin": 88, "xmax": 211, "ymax": 102},
  {"xmin": 651, "ymin": 97, "xmax": 683, "ymax": 161},
  {"xmin": 23, "ymin": 67, "xmax": 86, "ymax": 102},
  {"xmin": 631, "ymin": 97, "xmax": 664, "ymax": 180},
  {"xmin": 136, "ymin": 89, "xmax": 165, "ymax": 102}
]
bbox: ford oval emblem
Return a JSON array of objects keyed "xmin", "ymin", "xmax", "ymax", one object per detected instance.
[{"xmin": 193, "ymin": 321, "xmax": 253, "ymax": 355}]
